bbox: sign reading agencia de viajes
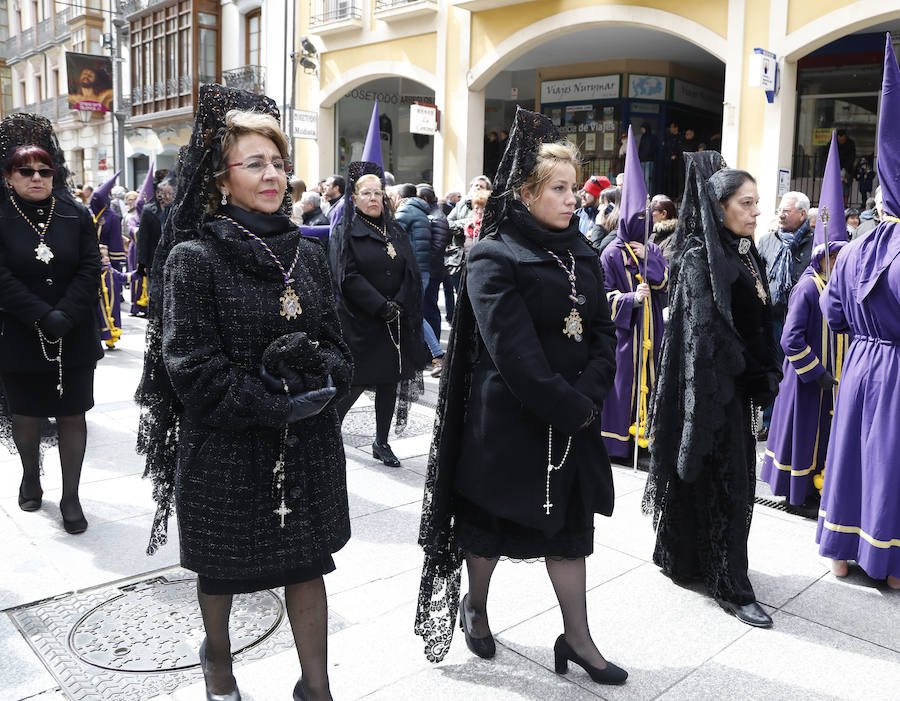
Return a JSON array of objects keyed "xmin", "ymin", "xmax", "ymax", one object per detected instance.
[{"xmin": 540, "ymin": 75, "xmax": 621, "ymax": 105}]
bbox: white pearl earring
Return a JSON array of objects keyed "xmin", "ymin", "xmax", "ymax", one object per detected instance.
[{"xmin": 221, "ymin": 191, "xmax": 228, "ymax": 206}]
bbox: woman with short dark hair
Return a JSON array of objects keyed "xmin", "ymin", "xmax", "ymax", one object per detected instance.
[
  {"xmin": 0, "ymin": 115, "xmax": 102, "ymax": 535},
  {"xmin": 645, "ymin": 154, "xmax": 781, "ymax": 628}
]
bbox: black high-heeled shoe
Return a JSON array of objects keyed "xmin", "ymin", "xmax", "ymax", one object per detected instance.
[
  {"xmin": 18, "ymin": 481, "xmax": 42, "ymax": 512},
  {"xmin": 292, "ymin": 678, "xmax": 307, "ymax": 701},
  {"xmin": 458, "ymin": 593, "xmax": 496, "ymax": 659},
  {"xmin": 199, "ymin": 638, "xmax": 242, "ymax": 701},
  {"xmin": 372, "ymin": 441, "xmax": 401, "ymax": 467},
  {"xmin": 553, "ymin": 634, "xmax": 627, "ymax": 685},
  {"xmin": 59, "ymin": 499, "xmax": 87, "ymax": 534}
]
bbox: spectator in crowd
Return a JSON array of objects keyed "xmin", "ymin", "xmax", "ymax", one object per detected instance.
[
  {"xmin": 440, "ymin": 190, "xmax": 460, "ymax": 216},
  {"xmin": 576, "ymin": 176, "xmax": 610, "ymax": 236},
  {"xmin": 854, "ymin": 157, "xmax": 874, "ymax": 206},
  {"xmin": 682, "ymin": 128, "xmax": 698, "ymax": 152},
  {"xmin": 835, "ymin": 129, "xmax": 856, "ymax": 203},
  {"xmin": 638, "ymin": 122, "xmax": 658, "ymax": 192},
  {"xmin": 298, "ymin": 191, "xmax": 329, "ymax": 226},
  {"xmin": 417, "ymin": 183, "xmax": 450, "ymax": 370},
  {"xmin": 756, "ymin": 190, "xmax": 814, "ymax": 440},
  {"xmin": 321, "ymin": 174, "xmax": 344, "ymax": 215},
  {"xmin": 855, "ymin": 194, "xmax": 879, "ymax": 239},
  {"xmin": 807, "ymin": 207, "xmax": 819, "ymax": 230},
  {"xmin": 664, "ymin": 121, "xmax": 684, "ymax": 197},
  {"xmin": 395, "ymin": 183, "xmax": 444, "ymax": 375},
  {"xmin": 845, "ymin": 207, "xmax": 860, "ymax": 238},
  {"xmin": 650, "ymin": 195, "xmax": 678, "ymax": 262},
  {"xmin": 589, "ymin": 186, "xmax": 621, "ymax": 255}
]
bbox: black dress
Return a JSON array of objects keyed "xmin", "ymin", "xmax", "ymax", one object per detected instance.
[
  {"xmin": 0, "ymin": 193, "xmax": 102, "ymax": 416},
  {"xmin": 452, "ymin": 205, "xmax": 617, "ymax": 559},
  {"xmin": 162, "ymin": 205, "xmax": 352, "ymax": 594}
]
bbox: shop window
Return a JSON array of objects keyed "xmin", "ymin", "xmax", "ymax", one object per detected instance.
[
  {"xmin": 245, "ymin": 9, "xmax": 260, "ymax": 66},
  {"xmin": 544, "ymin": 102, "xmax": 623, "ymax": 181}
]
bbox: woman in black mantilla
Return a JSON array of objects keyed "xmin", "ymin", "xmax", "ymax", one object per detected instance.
[
  {"xmin": 415, "ymin": 108, "xmax": 626, "ymax": 685},
  {"xmin": 140, "ymin": 86, "xmax": 351, "ymax": 701},
  {"xmin": 643, "ymin": 153, "xmax": 781, "ymax": 628},
  {"xmin": 0, "ymin": 114, "xmax": 102, "ymax": 535},
  {"xmin": 328, "ymin": 162, "xmax": 425, "ymax": 468}
]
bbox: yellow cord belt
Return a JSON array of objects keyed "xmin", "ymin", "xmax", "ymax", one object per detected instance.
[
  {"xmin": 625, "ymin": 245, "xmax": 651, "ymax": 449},
  {"xmin": 100, "ymin": 270, "xmax": 122, "ymax": 346}
]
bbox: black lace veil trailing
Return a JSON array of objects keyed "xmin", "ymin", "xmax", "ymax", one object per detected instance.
[
  {"xmin": 414, "ymin": 107, "xmax": 561, "ymax": 662},
  {"xmin": 135, "ymin": 84, "xmax": 285, "ymax": 555},
  {"xmin": 328, "ymin": 160, "xmax": 423, "ymax": 431},
  {"xmin": 0, "ymin": 113, "xmax": 74, "ymax": 463},
  {"xmin": 642, "ymin": 151, "xmax": 747, "ymax": 520}
]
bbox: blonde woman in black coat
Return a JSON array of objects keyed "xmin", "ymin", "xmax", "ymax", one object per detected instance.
[{"xmin": 416, "ymin": 108, "xmax": 626, "ymax": 685}]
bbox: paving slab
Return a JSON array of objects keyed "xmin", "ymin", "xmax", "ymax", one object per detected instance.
[
  {"xmin": 782, "ymin": 568, "xmax": 900, "ymax": 651},
  {"xmin": 658, "ymin": 610, "xmax": 900, "ymax": 700},
  {"xmin": 0, "ymin": 614, "xmax": 57, "ymax": 700}
]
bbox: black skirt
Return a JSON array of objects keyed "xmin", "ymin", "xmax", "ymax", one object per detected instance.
[
  {"xmin": 197, "ymin": 554, "xmax": 337, "ymax": 595},
  {"xmin": 1, "ymin": 365, "xmax": 95, "ymax": 416},
  {"xmin": 454, "ymin": 481, "xmax": 594, "ymax": 560}
]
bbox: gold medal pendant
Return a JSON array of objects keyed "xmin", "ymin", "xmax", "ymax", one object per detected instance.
[
  {"xmin": 35, "ymin": 243, "xmax": 54, "ymax": 264},
  {"xmin": 386, "ymin": 241, "xmax": 397, "ymax": 259},
  {"xmin": 280, "ymin": 286, "xmax": 302, "ymax": 320},
  {"xmin": 563, "ymin": 308, "xmax": 584, "ymax": 342}
]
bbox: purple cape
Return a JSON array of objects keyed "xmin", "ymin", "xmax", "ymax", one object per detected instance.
[
  {"xmin": 598, "ymin": 240, "xmax": 668, "ymax": 457},
  {"xmin": 760, "ymin": 269, "xmax": 848, "ymax": 504}
]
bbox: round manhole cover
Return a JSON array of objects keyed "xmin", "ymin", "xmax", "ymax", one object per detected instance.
[{"xmin": 68, "ymin": 577, "xmax": 283, "ymax": 672}]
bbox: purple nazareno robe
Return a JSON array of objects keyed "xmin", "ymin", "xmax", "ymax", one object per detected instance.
[
  {"xmin": 125, "ymin": 210, "xmax": 144, "ymax": 311},
  {"xmin": 97, "ymin": 208, "xmax": 126, "ymax": 269},
  {"xmin": 598, "ymin": 240, "xmax": 668, "ymax": 458},
  {"xmin": 760, "ymin": 268, "xmax": 849, "ymax": 504}
]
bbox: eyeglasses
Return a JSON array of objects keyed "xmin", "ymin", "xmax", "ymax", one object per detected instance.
[
  {"xmin": 357, "ymin": 190, "xmax": 384, "ymax": 199},
  {"xmin": 15, "ymin": 166, "xmax": 55, "ymax": 178},
  {"xmin": 228, "ymin": 159, "xmax": 292, "ymax": 175}
]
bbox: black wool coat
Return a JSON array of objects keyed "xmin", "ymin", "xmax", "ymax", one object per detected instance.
[
  {"xmin": 0, "ymin": 195, "xmax": 101, "ymax": 373},
  {"xmin": 136, "ymin": 201, "xmax": 164, "ymax": 270},
  {"xmin": 454, "ymin": 222, "xmax": 618, "ymax": 535},
  {"xmin": 331, "ymin": 214, "xmax": 425, "ymax": 386},
  {"xmin": 162, "ymin": 216, "xmax": 352, "ymax": 581}
]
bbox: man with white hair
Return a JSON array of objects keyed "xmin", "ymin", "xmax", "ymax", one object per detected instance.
[
  {"xmin": 755, "ymin": 190, "xmax": 815, "ymax": 439},
  {"xmin": 298, "ymin": 191, "xmax": 329, "ymax": 226}
]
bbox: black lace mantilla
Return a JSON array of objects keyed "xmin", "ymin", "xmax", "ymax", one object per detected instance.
[
  {"xmin": 414, "ymin": 107, "xmax": 561, "ymax": 662},
  {"xmin": 135, "ymin": 84, "xmax": 287, "ymax": 555},
  {"xmin": 642, "ymin": 152, "xmax": 746, "ymax": 520}
]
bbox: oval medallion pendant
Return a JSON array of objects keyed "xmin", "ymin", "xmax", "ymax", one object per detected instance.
[{"xmin": 280, "ymin": 286, "xmax": 302, "ymax": 320}]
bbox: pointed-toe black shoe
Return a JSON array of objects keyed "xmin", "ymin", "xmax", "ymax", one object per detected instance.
[
  {"xmin": 459, "ymin": 594, "xmax": 496, "ymax": 659},
  {"xmin": 372, "ymin": 441, "xmax": 401, "ymax": 467},
  {"xmin": 716, "ymin": 598, "xmax": 773, "ymax": 628},
  {"xmin": 553, "ymin": 634, "xmax": 628, "ymax": 685}
]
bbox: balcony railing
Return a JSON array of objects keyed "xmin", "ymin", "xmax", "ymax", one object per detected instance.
[
  {"xmin": 222, "ymin": 65, "xmax": 266, "ymax": 95},
  {"xmin": 374, "ymin": 0, "xmax": 438, "ymax": 19},
  {"xmin": 309, "ymin": 1, "xmax": 362, "ymax": 27}
]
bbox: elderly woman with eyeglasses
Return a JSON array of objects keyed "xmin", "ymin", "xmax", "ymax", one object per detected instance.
[
  {"xmin": 0, "ymin": 118, "xmax": 102, "ymax": 536},
  {"xmin": 329, "ymin": 161, "xmax": 426, "ymax": 468},
  {"xmin": 159, "ymin": 104, "xmax": 352, "ymax": 701}
]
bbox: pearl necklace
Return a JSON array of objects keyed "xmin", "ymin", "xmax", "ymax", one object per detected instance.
[
  {"xmin": 357, "ymin": 213, "xmax": 397, "ymax": 259},
  {"xmin": 10, "ymin": 194, "xmax": 55, "ymax": 264}
]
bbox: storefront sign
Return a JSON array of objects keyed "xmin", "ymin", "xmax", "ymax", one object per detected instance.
[
  {"xmin": 540, "ymin": 75, "xmax": 621, "ymax": 104},
  {"xmin": 410, "ymin": 103, "xmax": 438, "ymax": 135},
  {"xmin": 628, "ymin": 75, "xmax": 667, "ymax": 100},
  {"xmin": 670, "ymin": 79, "xmax": 722, "ymax": 114},
  {"xmin": 345, "ymin": 88, "xmax": 432, "ymax": 105},
  {"xmin": 812, "ymin": 128, "xmax": 833, "ymax": 147},
  {"xmin": 292, "ymin": 110, "xmax": 318, "ymax": 140}
]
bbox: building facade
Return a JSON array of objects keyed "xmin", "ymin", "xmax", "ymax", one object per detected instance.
[
  {"xmin": 2, "ymin": 0, "xmax": 124, "ymax": 189},
  {"xmin": 297, "ymin": 0, "xmax": 900, "ymax": 222}
]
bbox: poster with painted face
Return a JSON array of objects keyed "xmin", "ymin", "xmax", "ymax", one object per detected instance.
[{"xmin": 66, "ymin": 52, "xmax": 114, "ymax": 113}]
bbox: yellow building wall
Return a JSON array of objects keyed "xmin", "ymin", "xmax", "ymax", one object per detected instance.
[
  {"xmin": 787, "ymin": 0, "xmax": 858, "ymax": 35},
  {"xmin": 442, "ymin": 8, "xmax": 465, "ymax": 190},
  {"xmin": 737, "ymin": 0, "xmax": 770, "ymax": 176},
  {"xmin": 320, "ymin": 33, "xmax": 437, "ymax": 87},
  {"xmin": 470, "ymin": 0, "xmax": 728, "ymax": 68}
]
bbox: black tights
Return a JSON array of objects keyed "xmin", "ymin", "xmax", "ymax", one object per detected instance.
[
  {"xmin": 464, "ymin": 554, "xmax": 613, "ymax": 670},
  {"xmin": 335, "ymin": 383, "xmax": 398, "ymax": 444},
  {"xmin": 197, "ymin": 578, "xmax": 332, "ymax": 700},
  {"xmin": 14, "ymin": 413, "xmax": 87, "ymax": 520}
]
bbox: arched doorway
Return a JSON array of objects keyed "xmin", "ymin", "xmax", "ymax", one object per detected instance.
[{"xmin": 479, "ymin": 25, "xmax": 725, "ymax": 199}]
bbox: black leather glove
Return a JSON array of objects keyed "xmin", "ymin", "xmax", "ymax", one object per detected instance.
[
  {"xmin": 260, "ymin": 362, "xmax": 289, "ymax": 393},
  {"xmin": 287, "ymin": 376, "xmax": 336, "ymax": 422},
  {"xmin": 378, "ymin": 300, "xmax": 402, "ymax": 321},
  {"xmin": 136, "ymin": 263, "xmax": 147, "ymax": 277},
  {"xmin": 816, "ymin": 370, "xmax": 838, "ymax": 391},
  {"xmin": 752, "ymin": 372, "xmax": 780, "ymax": 409},
  {"xmin": 38, "ymin": 309, "xmax": 73, "ymax": 340}
]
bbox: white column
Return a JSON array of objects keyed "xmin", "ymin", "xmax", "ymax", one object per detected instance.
[
  {"xmin": 720, "ymin": 0, "xmax": 745, "ymax": 167},
  {"xmin": 317, "ymin": 104, "xmax": 334, "ymax": 178},
  {"xmin": 760, "ymin": 0, "xmax": 793, "ymax": 221},
  {"xmin": 220, "ymin": 0, "xmax": 240, "ymax": 72},
  {"xmin": 432, "ymin": 0, "xmax": 448, "ymax": 194}
]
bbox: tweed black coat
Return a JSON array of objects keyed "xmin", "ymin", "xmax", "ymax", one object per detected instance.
[
  {"xmin": 453, "ymin": 216, "xmax": 618, "ymax": 535},
  {"xmin": 331, "ymin": 213, "xmax": 425, "ymax": 385},
  {"xmin": 0, "ymin": 195, "xmax": 102, "ymax": 373},
  {"xmin": 162, "ymin": 214, "xmax": 352, "ymax": 581}
]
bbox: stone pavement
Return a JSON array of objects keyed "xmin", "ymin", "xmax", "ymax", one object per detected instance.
[{"xmin": 2, "ymin": 313, "xmax": 899, "ymax": 701}]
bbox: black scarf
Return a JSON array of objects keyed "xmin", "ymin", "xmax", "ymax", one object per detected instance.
[{"xmin": 504, "ymin": 199, "xmax": 580, "ymax": 253}]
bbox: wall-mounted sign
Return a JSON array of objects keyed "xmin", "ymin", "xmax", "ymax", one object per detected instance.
[
  {"xmin": 778, "ymin": 168, "xmax": 791, "ymax": 197},
  {"xmin": 410, "ymin": 102, "xmax": 438, "ymax": 135},
  {"xmin": 66, "ymin": 52, "xmax": 113, "ymax": 112},
  {"xmin": 540, "ymin": 75, "xmax": 621, "ymax": 104},
  {"xmin": 292, "ymin": 109, "xmax": 318, "ymax": 139},
  {"xmin": 749, "ymin": 48, "xmax": 777, "ymax": 91},
  {"xmin": 670, "ymin": 79, "xmax": 722, "ymax": 114},
  {"xmin": 628, "ymin": 75, "xmax": 667, "ymax": 100}
]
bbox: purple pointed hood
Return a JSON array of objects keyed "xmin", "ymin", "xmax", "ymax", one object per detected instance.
[
  {"xmin": 135, "ymin": 164, "xmax": 155, "ymax": 217},
  {"xmin": 362, "ymin": 100, "xmax": 384, "ymax": 168},
  {"xmin": 90, "ymin": 170, "xmax": 121, "ymax": 214},
  {"xmin": 856, "ymin": 33, "xmax": 900, "ymax": 301},
  {"xmin": 616, "ymin": 125, "xmax": 648, "ymax": 243},
  {"xmin": 814, "ymin": 132, "xmax": 848, "ymax": 248}
]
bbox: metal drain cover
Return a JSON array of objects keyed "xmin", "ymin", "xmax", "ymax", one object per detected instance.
[
  {"xmin": 341, "ymin": 403, "xmax": 435, "ymax": 447},
  {"xmin": 8, "ymin": 567, "xmax": 349, "ymax": 701},
  {"xmin": 69, "ymin": 577, "xmax": 282, "ymax": 672}
]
